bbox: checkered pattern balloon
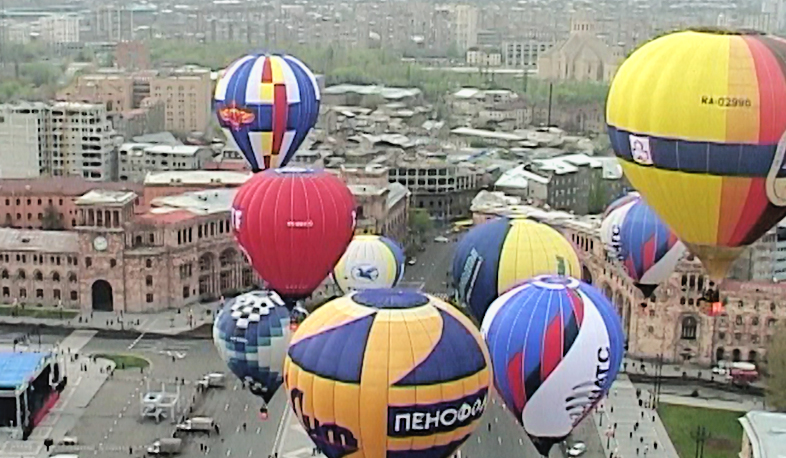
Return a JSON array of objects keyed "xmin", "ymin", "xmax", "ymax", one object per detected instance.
[{"xmin": 213, "ymin": 290, "xmax": 291, "ymax": 402}]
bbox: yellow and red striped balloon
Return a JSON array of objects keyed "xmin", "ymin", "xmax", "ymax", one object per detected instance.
[{"xmin": 607, "ymin": 29, "xmax": 786, "ymax": 278}]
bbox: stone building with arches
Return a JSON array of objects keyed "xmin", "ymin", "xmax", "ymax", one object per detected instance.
[
  {"xmin": 0, "ymin": 188, "xmax": 255, "ymax": 313},
  {"xmin": 558, "ymin": 219, "xmax": 786, "ymax": 369}
]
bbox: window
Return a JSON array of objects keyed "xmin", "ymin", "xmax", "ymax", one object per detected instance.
[
  {"xmin": 52, "ymin": 272, "xmax": 60, "ymax": 282},
  {"xmin": 146, "ymin": 276, "xmax": 153, "ymax": 287},
  {"xmin": 146, "ymin": 293, "xmax": 154, "ymax": 303},
  {"xmin": 17, "ymin": 270, "xmax": 25, "ymax": 280},
  {"xmin": 735, "ymin": 316, "xmax": 743, "ymax": 325},
  {"xmin": 85, "ymin": 257, "xmax": 92, "ymax": 268},
  {"xmin": 1, "ymin": 287, "xmax": 8, "ymax": 297},
  {"xmin": 752, "ymin": 335, "xmax": 760, "ymax": 344},
  {"xmin": 183, "ymin": 286, "xmax": 190, "ymax": 299},
  {"xmin": 54, "ymin": 289, "xmax": 60, "ymax": 300},
  {"xmin": 718, "ymin": 332, "xmax": 726, "ymax": 341},
  {"xmin": 771, "ymin": 303, "xmax": 777, "ymax": 312},
  {"xmin": 70, "ymin": 291, "xmax": 77, "ymax": 301},
  {"xmin": 34, "ymin": 271, "xmax": 42, "ymax": 281},
  {"xmin": 19, "ymin": 288, "xmax": 26, "ymax": 298},
  {"xmin": 0, "ymin": 269, "xmax": 7, "ymax": 279},
  {"xmin": 680, "ymin": 316, "xmax": 697, "ymax": 340},
  {"xmin": 149, "ymin": 234, "xmax": 154, "ymax": 244},
  {"xmin": 145, "ymin": 259, "xmax": 152, "ymax": 268},
  {"xmin": 36, "ymin": 289, "xmax": 43, "ymax": 299},
  {"xmin": 752, "ymin": 317, "xmax": 760, "ymax": 326},
  {"xmin": 738, "ymin": 301, "xmax": 744, "ymax": 309},
  {"xmin": 769, "ymin": 318, "xmax": 777, "ymax": 328},
  {"xmin": 110, "ymin": 259, "xmax": 116, "ymax": 268},
  {"xmin": 735, "ymin": 332, "xmax": 742, "ymax": 341},
  {"xmin": 68, "ymin": 272, "xmax": 77, "ymax": 283}
]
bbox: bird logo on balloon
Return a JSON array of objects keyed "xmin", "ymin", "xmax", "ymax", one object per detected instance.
[{"xmin": 352, "ymin": 265, "xmax": 379, "ymax": 282}]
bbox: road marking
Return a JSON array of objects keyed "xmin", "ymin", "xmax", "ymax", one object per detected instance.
[
  {"xmin": 224, "ymin": 403, "xmax": 229, "ymax": 411},
  {"xmin": 248, "ymin": 450, "xmax": 253, "ymax": 457},
  {"xmin": 226, "ymin": 449, "xmax": 231, "ymax": 456},
  {"xmin": 272, "ymin": 403, "xmax": 291, "ymax": 454},
  {"xmin": 244, "ymin": 404, "xmax": 248, "ymax": 412},
  {"xmin": 255, "ymin": 427, "xmax": 260, "ymax": 434},
  {"xmin": 128, "ymin": 333, "xmax": 145, "ymax": 350},
  {"xmin": 519, "ymin": 438, "xmax": 523, "ymax": 445},
  {"xmin": 497, "ymin": 437, "xmax": 501, "ymax": 445}
]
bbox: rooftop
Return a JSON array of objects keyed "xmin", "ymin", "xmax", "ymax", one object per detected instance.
[
  {"xmin": 76, "ymin": 190, "xmax": 137, "ymax": 206},
  {"xmin": 0, "ymin": 177, "xmax": 141, "ymax": 196},
  {"xmin": 144, "ymin": 171, "xmax": 251, "ymax": 186},
  {"xmin": 0, "ymin": 228, "xmax": 79, "ymax": 253},
  {"xmin": 494, "ymin": 164, "xmax": 551, "ymax": 189},
  {"xmin": 323, "ymin": 84, "xmax": 422, "ymax": 100},
  {"xmin": 144, "ymin": 145, "xmax": 206, "ymax": 156},
  {"xmin": 0, "ymin": 352, "xmax": 52, "ymax": 389},
  {"xmin": 386, "ymin": 182, "xmax": 410, "ymax": 209},
  {"xmin": 148, "ymin": 189, "xmax": 237, "ymax": 216},
  {"xmin": 131, "ymin": 132, "xmax": 182, "ymax": 146},
  {"xmin": 739, "ymin": 410, "xmax": 786, "ymax": 458},
  {"xmin": 532, "ymin": 153, "xmax": 603, "ymax": 175},
  {"xmin": 451, "ymin": 127, "xmax": 525, "ymax": 142}
]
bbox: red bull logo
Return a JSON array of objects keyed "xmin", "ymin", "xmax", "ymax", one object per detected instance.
[{"xmin": 218, "ymin": 104, "xmax": 255, "ymax": 131}]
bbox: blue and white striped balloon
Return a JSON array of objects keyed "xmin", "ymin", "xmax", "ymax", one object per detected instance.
[
  {"xmin": 213, "ymin": 290, "xmax": 291, "ymax": 404},
  {"xmin": 214, "ymin": 53, "xmax": 320, "ymax": 172}
]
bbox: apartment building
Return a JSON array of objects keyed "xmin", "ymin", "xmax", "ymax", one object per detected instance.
[
  {"xmin": 118, "ymin": 143, "xmax": 214, "ymax": 183},
  {"xmin": 58, "ymin": 66, "xmax": 213, "ymax": 134},
  {"xmin": 38, "ymin": 14, "xmax": 80, "ymax": 44},
  {"xmin": 0, "ymin": 102, "xmax": 116, "ymax": 182}
]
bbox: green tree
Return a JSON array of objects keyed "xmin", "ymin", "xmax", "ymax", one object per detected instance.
[
  {"xmin": 41, "ymin": 205, "xmax": 64, "ymax": 230},
  {"xmin": 767, "ymin": 321, "xmax": 786, "ymax": 411},
  {"xmin": 19, "ymin": 63, "xmax": 60, "ymax": 87},
  {"xmin": 408, "ymin": 208, "xmax": 433, "ymax": 241}
]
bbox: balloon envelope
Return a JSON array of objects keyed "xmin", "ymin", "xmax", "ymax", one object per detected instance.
[
  {"xmin": 232, "ymin": 168, "xmax": 356, "ymax": 300},
  {"xmin": 215, "ymin": 53, "xmax": 320, "ymax": 172},
  {"xmin": 284, "ymin": 289, "xmax": 491, "ymax": 458},
  {"xmin": 213, "ymin": 290, "xmax": 291, "ymax": 403},
  {"xmin": 607, "ymin": 29, "xmax": 786, "ymax": 278},
  {"xmin": 601, "ymin": 194, "xmax": 686, "ymax": 297},
  {"xmin": 481, "ymin": 275, "xmax": 625, "ymax": 456},
  {"xmin": 452, "ymin": 216, "xmax": 581, "ymax": 321},
  {"xmin": 333, "ymin": 235, "xmax": 406, "ymax": 293}
]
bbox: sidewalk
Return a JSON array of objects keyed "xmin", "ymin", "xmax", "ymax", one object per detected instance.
[
  {"xmin": 593, "ymin": 375, "xmax": 680, "ymax": 458},
  {"xmin": 0, "ymin": 300, "xmax": 223, "ymax": 336},
  {"xmin": 622, "ymin": 357, "xmax": 765, "ymax": 389}
]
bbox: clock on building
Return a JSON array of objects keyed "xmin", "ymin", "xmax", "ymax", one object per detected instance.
[{"xmin": 93, "ymin": 236, "xmax": 108, "ymax": 252}]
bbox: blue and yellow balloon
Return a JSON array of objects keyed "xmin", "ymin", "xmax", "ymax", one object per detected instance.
[
  {"xmin": 215, "ymin": 53, "xmax": 320, "ymax": 172},
  {"xmin": 284, "ymin": 289, "xmax": 491, "ymax": 458},
  {"xmin": 333, "ymin": 235, "xmax": 405, "ymax": 293},
  {"xmin": 452, "ymin": 216, "xmax": 581, "ymax": 321}
]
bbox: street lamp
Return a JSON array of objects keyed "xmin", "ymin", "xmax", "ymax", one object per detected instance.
[{"xmin": 690, "ymin": 425, "xmax": 711, "ymax": 458}]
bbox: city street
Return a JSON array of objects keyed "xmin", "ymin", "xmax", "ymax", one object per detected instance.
[{"xmin": 401, "ymin": 233, "xmax": 457, "ymax": 295}]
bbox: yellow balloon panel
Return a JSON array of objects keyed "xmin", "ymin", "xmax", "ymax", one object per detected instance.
[{"xmin": 284, "ymin": 291, "xmax": 491, "ymax": 458}]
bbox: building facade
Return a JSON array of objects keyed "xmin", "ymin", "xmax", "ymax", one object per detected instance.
[
  {"xmin": 339, "ymin": 165, "xmax": 411, "ymax": 244},
  {"xmin": 0, "ymin": 189, "xmax": 254, "ymax": 313},
  {"xmin": 118, "ymin": 143, "xmax": 214, "ymax": 183},
  {"xmin": 537, "ymin": 16, "xmax": 621, "ymax": 83},
  {"xmin": 558, "ymin": 220, "xmax": 786, "ymax": 369},
  {"xmin": 0, "ymin": 102, "xmax": 117, "ymax": 182}
]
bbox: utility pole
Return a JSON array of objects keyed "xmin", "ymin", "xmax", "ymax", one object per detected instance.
[{"xmin": 546, "ymin": 82, "xmax": 554, "ymax": 127}]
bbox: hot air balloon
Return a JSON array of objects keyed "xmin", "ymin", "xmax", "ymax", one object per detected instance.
[
  {"xmin": 332, "ymin": 235, "xmax": 406, "ymax": 293},
  {"xmin": 600, "ymin": 193, "xmax": 687, "ymax": 297},
  {"xmin": 231, "ymin": 168, "xmax": 356, "ymax": 303},
  {"xmin": 481, "ymin": 275, "xmax": 625, "ymax": 457},
  {"xmin": 607, "ymin": 28, "xmax": 786, "ymax": 279},
  {"xmin": 215, "ymin": 53, "xmax": 320, "ymax": 172},
  {"xmin": 213, "ymin": 290, "xmax": 291, "ymax": 416},
  {"xmin": 452, "ymin": 216, "xmax": 581, "ymax": 322},
  {"xmin": 284, "ymin": 289, "xmax": 491, "ymax": 458}
]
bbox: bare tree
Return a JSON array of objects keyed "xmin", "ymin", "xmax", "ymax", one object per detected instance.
[{"xmin": 767, "ymin": 322, "xmax": 786, "ymax": 411}]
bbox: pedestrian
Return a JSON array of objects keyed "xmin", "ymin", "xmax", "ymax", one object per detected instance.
[
  {"xmin": 638, "ymin": 399, "xmax": 643, "ymax": 407},
  {"xmin": 636, "ymin": 447, "xmax": 639, "ymax": 456},
  {"xmin": 640, "ymin": 436, "xmax": 644, "ymax": 444},
  {"xmin": 629, "ymin": 431, "xmax": 633, "ymax": 439},
  {"xmin": 644, "ymin": 445, "xmax": 649, "ymax": 457},
  {"xmin": 129, "ymin": 446, "xmax": 133, "ymax": 454},
  {"xmin": 215, "ymin": 423, "xmax": 220, "ymax": 435},
  {"xmin": 243, "ymin": 422, "xmax": 247, "ymax": 431},
  {"xmin": 652, "ymin": 415, "xmax": 656, "ymax": 422},
  {"xmin": 611, "ymin": 406, "xmax": 614, "ymax": 414},
  {"xmin": 641, "ymin": 411, "xmax": 645, "ymax": 418},
  {"xmin": 614, "ymin": 422, "xmax": 618, "ymax": 430},
  {"xmin": 634, "ymin": 422, "xmax": 639, "ymax": 431},
  {"xmin": 312, "ymin": 448, "xmax": 317, "ymax": 456},
  {"xmin": 487, "ymin": 423, "xmax": 491, "ymax": 432}
]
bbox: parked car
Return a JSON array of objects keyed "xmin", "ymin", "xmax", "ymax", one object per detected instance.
[
  {"xmin": 407, "ymin": 257, "xmax": 417, "ymax": 266},
  {"xmin": 567, "ymin": 442, "xmax": 587, "ymax": 457},
  {"xmin": 433, "ymin": 236, "xmax": 449, "ymax": 243}
]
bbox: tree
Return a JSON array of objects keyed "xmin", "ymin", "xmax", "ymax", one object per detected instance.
[
  {"xmin": 408, "ymin": 208, "xmax": 433, "ymax": 244},
  {"xmin": 41, "ymin": 205, "xmax": 64, "ymax": 231},
  {"xmin": 768, "ymin": 322, "xmax": 786, "ymax": 411}
]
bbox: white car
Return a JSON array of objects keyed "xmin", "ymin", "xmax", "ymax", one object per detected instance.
[
  {"xmin": 567, "ymin": 442, "xmax": 587, "ymax": 457},
  {"xmin": 407, "ymin": 257, "xmax": 417, "ymax": 266},
  {"xmin": 433, "ymin": 236, "xmax": 449, "ymax": 243}
]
